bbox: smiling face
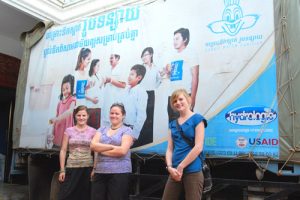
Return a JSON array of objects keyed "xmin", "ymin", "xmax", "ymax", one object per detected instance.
[
  {"xmin": 93, "ymin": 61, "xmax": 100, "ymax": 74},
  {"xmin": 222, "ymin": 5, "xmax": 243, "ymax": 35},
  {"xmin": 109, "ymin": 105, "xmax": 125, "ymax": 127},
  {"xmin": 75, "ymin": 109, "xmax": 89, "ymax": 126},
  {"xmin": 142, "ymin": 50, "xmax": 152, "ymax": 65},
  {"xmin": 62, "ymin": 82, "xmax": 71, "ymax": 99},
  {"xmin": 81, "ymin": 53, "xmax": 92, "ymax": 70},
  {"xmin": 110, "ymin": 55, "xmax": 119, "ymax": 67},
  {"xmin": 173, "ymin": 33, "xmax": 187, "ymax": 52},
  {"xmin": 171, "ymin": 92, "xmax": 191, "ymax": 112},
  {"xmin": 128, "ymin": 70, "xmax": 141, "ymax": 88}
]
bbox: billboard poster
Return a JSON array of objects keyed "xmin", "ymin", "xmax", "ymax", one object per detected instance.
[{"xmin": 20, "ymin": 0, "xmax": 278, "ymax": 159}]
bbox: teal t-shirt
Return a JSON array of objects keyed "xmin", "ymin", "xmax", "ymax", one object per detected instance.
[{"xmin": 169, "ymin": 113, "xmax": 207, "ymax": 173}]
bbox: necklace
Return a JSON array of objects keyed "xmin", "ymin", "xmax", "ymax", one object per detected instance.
[{"xmin": 111, "ymin": 125, "xmax": 122, "ymax": 130}]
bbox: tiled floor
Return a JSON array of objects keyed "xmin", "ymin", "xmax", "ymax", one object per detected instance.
[{"xmin": 0, "ymin": 182, "xmax": 29, "ymax": 200}]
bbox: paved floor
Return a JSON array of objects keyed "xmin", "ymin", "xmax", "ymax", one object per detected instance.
[{"xmin": 0, "ymin": 182, "xmax": 29, "ymax": 200}]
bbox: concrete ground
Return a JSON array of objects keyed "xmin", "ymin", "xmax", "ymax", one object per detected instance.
[{"xmin": 0, "ymin": 182, "xmax": 29, "ymax": 200}]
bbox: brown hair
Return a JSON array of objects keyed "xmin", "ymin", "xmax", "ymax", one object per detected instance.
[
  {"xmin": 73, "ymin": 105, "xmax": 89, "ymax": 124},
  {"xmin": 110, "ymin": 103, "xmax": 126, "ymax": 116},
  {"xmin": 170, "ymin": 89, "xmax": 191, "ymax": 110},
  {"xmin": 75, "ymin": 48, "xmax": 91, "ymax": 71}
]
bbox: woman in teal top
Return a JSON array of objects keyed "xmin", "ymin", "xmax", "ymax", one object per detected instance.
[{"xmin": 162, "ymin": 88, "xmax": 207, "ymax": 200}]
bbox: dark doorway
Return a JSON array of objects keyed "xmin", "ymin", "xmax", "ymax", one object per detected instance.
[{"xmin": 0, "ymin": 53, "xmax": 20, "ymax": 182}]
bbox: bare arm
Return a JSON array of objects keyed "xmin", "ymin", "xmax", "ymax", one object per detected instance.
[
  {"xmin": 86, "ymin": 95, "xmax": 99, "ymax": 104},
  {"xmin": 93, "ymin": 153, "xmax": 98, "ymax": 169},
  {"xmin": 58, "ymin": 133, "xmax": 69, "ymax": 182},
  {"xmin": 91, "ymin": 152, "xmax": 97, "ymax": 178},
  {"xmin": 101, "ymin": 135, "xmax": 133, "ymax": 157},
  {"xmin": 105, "ymin": 77, "xmax": 126, "ymax": 88},
  {"xmin": 165, "ymin": 129, "xmax": 173, "ymax": 168},
  {"xmin": 190, "ymin": 65, "xmax": 199, "ymax": 110},
  {"xmin": 50, "ymin": 101, "xmax": 75, "ymax": 124},
  {"xmin": 111, "ymin": 79, "xmax": 126, "ymax": 88},
  {"xmin": 165, "ymin": 129, "xmax": 181, "ymax": 181},
  {"xmin": 90, "ymin": 132, "xmax": 114, "ymax": 152},
  {"xmin": 177, "ymin": 121, "xmax": 205, "ymax": 174}
]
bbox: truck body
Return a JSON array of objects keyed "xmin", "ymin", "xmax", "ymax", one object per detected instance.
[{"xmin": 10, "ymin": 0, "xmax": 300, "ymax": 199}]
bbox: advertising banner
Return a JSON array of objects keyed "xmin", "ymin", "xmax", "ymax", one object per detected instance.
[{"xmin": 20, "ymin": 0, "xmax": 278, "ymax": 158}]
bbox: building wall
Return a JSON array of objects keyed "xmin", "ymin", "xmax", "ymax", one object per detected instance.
[{"xmin": 0, "ymin": 34, "xmax": 23, "ymax": 59}]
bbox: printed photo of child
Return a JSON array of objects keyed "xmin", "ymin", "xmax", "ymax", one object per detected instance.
[
  {"xmin": 121, "ymin": 64, "xmax": 150, "ymax": 147},
  {"xmin": 49, "ymin": 74, "xmax": 76, "ymax": 148}
]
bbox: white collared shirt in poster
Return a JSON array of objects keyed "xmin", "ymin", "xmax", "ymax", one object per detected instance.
[
  {"xmin": 101, "ymin": 65, "xmax": 127, "ymax": 126},
  {"xmin": 122, "ymin": 84, "xmax": 148, "ymax": 139}
]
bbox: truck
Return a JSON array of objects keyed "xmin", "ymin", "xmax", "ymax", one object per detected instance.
[{"xmin": 6, "ymin": 0, "xmax": 300, "ymax": 199}]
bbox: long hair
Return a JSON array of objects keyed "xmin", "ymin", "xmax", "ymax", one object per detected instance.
[
  {"xmin": 75, "ymin": 48, "xmax": 91, "ymax": 71},
  {"xmin": 89, "ymin": 59, "xmax": 100, "ymax": 77}
]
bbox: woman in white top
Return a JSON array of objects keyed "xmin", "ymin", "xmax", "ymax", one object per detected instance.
[
  {"xmin": 87, "ymin": 59, "xmax": 105, "ymax": 108},
  {"xmin": 86, "ymin": 59, "xmax": 105, "ymax": 129},
  {"xmin": 73, "ymin": 48, "xmax": 92, "ymax": 106}
]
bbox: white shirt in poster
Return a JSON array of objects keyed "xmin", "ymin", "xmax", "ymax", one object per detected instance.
[
  {"xmin": 86, "ymin": 73, "xmax": 104, "ymax": 108},
  {"xmin": 140, "ymin": 63, "xmax": 162, "ymax": 91},
  {"xmin": 101, "ymin": 65, "xmax": 127, "ymax": 126},
  {"xmin": 122, "ymin": 84, "xmax": 148, "ymax": 139},
  {"xmin": 168, "ymin": 48, "xmax": 199, "ymax": 95},
  {"xmin": 73, "ymin": 70, "xmax": 89, "ymax": 106}
]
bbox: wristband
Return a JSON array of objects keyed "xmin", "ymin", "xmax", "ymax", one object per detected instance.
[
  {"xmin": 59, "ymin": 169, "xmax": 65, "ymax": 173},
  {"xmin": 165, "ymin": 165, "xmax": 172, "ymax": 170}
]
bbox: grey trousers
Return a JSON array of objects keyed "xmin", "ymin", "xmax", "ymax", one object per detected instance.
[{"xmin": 162, "ymin": 171, "xmax": 204, "ymax": 200}]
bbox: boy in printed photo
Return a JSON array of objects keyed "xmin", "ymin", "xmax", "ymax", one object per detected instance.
[{"xmin": 122, "ymin": 64, "xmax": 149, "ymax": 146}]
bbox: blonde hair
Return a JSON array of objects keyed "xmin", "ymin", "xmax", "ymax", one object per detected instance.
[{"xmin": 170, "ymin": 89, "xmax": 191, "ymax": 110}]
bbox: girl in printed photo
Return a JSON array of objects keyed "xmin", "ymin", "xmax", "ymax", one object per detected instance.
[{"xmin": 50, "ymin": 74, "xmax": 76, "ymax": 148}]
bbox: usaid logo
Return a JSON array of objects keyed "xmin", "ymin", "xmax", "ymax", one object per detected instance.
[
  {"xmin": 236, "ymin": 136, "xmax": 247, "ymax": 148},
  {"xmin": 249, "ymin": 138, "xmax": 278, "ymax": 146},
  {"xmin": 207, "ymin": 0, "xmax": 259, "ymax": 36},
  {"xmin": 225, "ymin": 106, "xmax": 277, "ymax": 125}
]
